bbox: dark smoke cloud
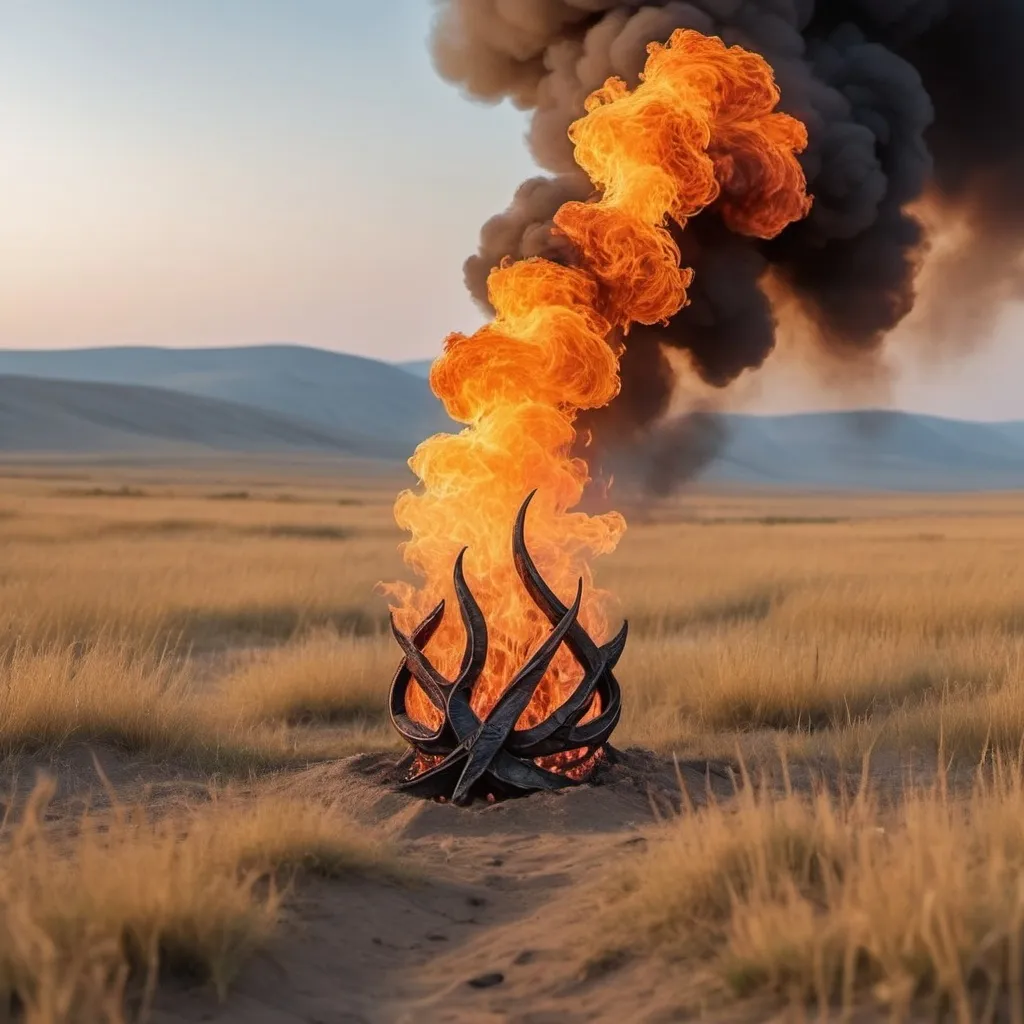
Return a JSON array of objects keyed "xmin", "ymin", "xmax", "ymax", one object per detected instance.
[
  {"xmin": 582, "ymin": 408, "xmax": 728, "ymax": 506},
  {"xmin": 431, "ymin": 0, "xmax": 1024, "ymax": 463},
  {"xmin": 638, "ymin": 409, "xmax": 730, "ymax": 497}
]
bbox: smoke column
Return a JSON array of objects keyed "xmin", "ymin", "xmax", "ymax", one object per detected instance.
[{"xmin": 432, "ymin": 0, "xmax": 1024, "ymax": 469}]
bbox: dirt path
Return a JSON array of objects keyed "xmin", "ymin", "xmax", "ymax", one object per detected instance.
[{"xmin": 151, "ymin": 751, "xmax": 741, "ymax": 1024}]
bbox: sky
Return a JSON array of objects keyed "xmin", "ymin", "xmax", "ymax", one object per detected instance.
[
  {"xmin": 1, "ymin": 1, "xmax": 535, "ymax": 360},
  {"xmin": 2, "ymin": 0, "xmax": 1022, "ymax": 420}
]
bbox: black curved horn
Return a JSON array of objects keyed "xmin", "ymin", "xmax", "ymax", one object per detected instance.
[{"xmin": 387, "ymin": 493, "xmax": 626, "ymax": 804}]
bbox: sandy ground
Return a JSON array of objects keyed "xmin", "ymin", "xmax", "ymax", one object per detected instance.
[
  {"xmin": 137, "ymin": 750, "xmax": 750, "ymax": 1024},
  {"xmin": 1, "ymin": 744, "xmax": 968, "ymax": 1023}
]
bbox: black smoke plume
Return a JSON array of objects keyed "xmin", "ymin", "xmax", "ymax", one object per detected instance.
[
  {"xmin": 627, "ymin": 408, "xmax": 729, "ymax": 498},
  {"xmin": 432, "ymin": 0, "xmax": 1024, "ymax": 486}
]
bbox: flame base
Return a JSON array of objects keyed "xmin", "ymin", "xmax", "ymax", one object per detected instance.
[{"xmin": 387, "ymin": 493, "xmax": 626, "ymax": 806}]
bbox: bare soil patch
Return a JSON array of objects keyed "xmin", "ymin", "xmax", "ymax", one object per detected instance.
[{"xmin": 149, "ymin": 749, "xmax": 740, "ymax": 1024}]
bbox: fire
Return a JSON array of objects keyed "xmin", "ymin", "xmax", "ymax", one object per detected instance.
[{"xmin": 384, "ymin": 29, "xmax": 811, "ymax": 732}]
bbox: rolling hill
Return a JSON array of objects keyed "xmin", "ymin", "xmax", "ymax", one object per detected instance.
[
  {"xmin": 582, "ymin": 410, "xmax": 1024, "ymax": 493},
  {"xmin": 2, "ymin": 345, "xmax": 1023, "ymax": 490},
  {"xmin": 0, "ymin": 345, "xmax": 452, "ymax": 457},
  {"xmin": 708, "ymin": 411, "xmax": 1024, "ymax": 491},
  {"xmin": 397, "ymin": 358, "xmax": 433, "ymax": 379},
  {"xmin": 0, "ymin": 375, "xmax": 362, "ymax": 456}
]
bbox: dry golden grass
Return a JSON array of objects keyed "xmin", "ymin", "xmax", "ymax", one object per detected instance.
[
  {"xmin": 4, "ymin": 467, "xmax": 1024, "ymax": 764},
  {"xmin": 219, "ymin": 628, "xmax": 392, "ymax": 728},
  {"xmin": 0, "ymin": 475, "xmax": 403, "ymax": 652},
  {"xmin": 0, "ymin": 775, "xmax": 400, "ymax": 1024},
  {"xmin": 5, "ymin": 463, "xmax": 1024, "ymax": 1018},
  {"xmin": 605, "ymin": 755, "xmax": 1024, "ymax": 1021},
  {"xmin": 0, "ymin": 639, "xmax": 397, "ymax": 773}
]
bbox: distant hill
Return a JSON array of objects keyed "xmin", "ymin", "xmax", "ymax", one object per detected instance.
[
  {"xmin": 2, "ymin": 345, "xmax": 1024, "ymax": 490},
  {"xmin": 707, "ymin": 411, "xmax": 1024, "ymax": 491},
  {"xmin": 0, "ymin": 345, "xmax": 451, "ymax": 457},
  {"xmin": 0, "ymin": 375, "xmax": 361, "ymax": 456},
  {"xmin": 595, "ymin": 409, "xmax": 1024, "ymax": 494},
  {"xmin": 397, "ymin": 358, "xmax": 433, "ymax": 379}
]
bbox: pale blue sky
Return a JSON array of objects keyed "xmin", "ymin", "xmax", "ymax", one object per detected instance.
[
  {"xmin": 1, "ymin": 1, "xmax": 535, "ymax": 359},
  {"xmin": 2, "ymin": 0, "xmax": 1021, "ymax": 419}
]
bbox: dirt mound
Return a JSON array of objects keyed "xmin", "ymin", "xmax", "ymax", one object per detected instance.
[
  {"xmin": 153, "ymin": 748, "xmax": 744, "ymax": 1024},
  {"xmin": 281, "ymin": 747, "xmax": 739, "ymax": 840}
]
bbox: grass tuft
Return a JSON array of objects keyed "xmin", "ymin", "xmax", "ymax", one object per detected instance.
[
  {"xmin": 219, "ymin": 628, "xmax": 392, "ymax": 728},
  {"xmin": 0, "ymin": 640, "xmax": 393, "ymax": 774},
  {"xmin": 0, "ymin": 778, "xmax": 401, "ymax": 1020},
  {"xmin": 604, "ymin": 756, "xmax": 1024, "ymax": 1017}
]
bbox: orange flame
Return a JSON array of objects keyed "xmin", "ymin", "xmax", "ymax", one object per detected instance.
[{"xmin": 384, "ymin": 30, "xmax": 812, "ymax": 730}]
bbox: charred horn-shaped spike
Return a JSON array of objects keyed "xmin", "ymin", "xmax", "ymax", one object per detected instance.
[
  {"xmin": 388, "ymin": 551, "xmax": 487, "ymax": 758},
  {"xmin": 387, "ymin": 493, "xmax": 626, "ymax": 804},
  {"xmin": 503, "ymin": 491, "xmax": 623, "ymax": 759}
]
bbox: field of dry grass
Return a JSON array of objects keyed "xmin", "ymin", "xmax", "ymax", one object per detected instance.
[
  {"xmin": 3, "ymin": 460, "xmax": 1024, "ymax": 1021},
  {"xmin": 0, "ymin": 775, "xmax": 402, "ymax": 1023}
]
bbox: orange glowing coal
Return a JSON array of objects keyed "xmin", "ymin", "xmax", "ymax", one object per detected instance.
[{"xmin": 383, "ymin": 29, "xmax": 812, "ymax": 732}]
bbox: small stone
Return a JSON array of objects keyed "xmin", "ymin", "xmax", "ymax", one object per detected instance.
[
  {"xmin": 513, "ymin": 950, "xmax": 536, "ymax": 965},
  {"xmin": 426, "ymin": 933, "xmax": 448, "ymax": 942},
  {"xmin": 467, "ymin": 972, "xmax": 504, "ymax": 989},
  {"xmin": 488, "ymin": 856, "xmax": 504, "ymax": 867},
  {"xmin": 467, "ymin": 895, "xmax": 488, "ymax": 907}
]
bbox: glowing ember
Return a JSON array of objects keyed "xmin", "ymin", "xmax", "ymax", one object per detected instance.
[{"xmin": 384, "ymin": 30, "xmax": 812, "ymax": 771}]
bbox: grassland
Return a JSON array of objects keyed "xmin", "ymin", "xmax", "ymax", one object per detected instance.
[
  {"xmin": 0, "ymin": 776, "xmax": 402, "ymax": 1023},
  {"xmin": 3, "ymin": 460, "xmax": 1024, "ymax": 1020}
]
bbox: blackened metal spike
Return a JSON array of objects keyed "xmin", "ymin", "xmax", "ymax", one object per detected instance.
[
  {"xmin": 561, "ymin": 692, "xmax": 621, "ymax": 750},
  {"xmin": 388, "ymin": 600, "xmax": 448, "ymax": 747},
  {"xmin": 390, "ymin": 613, "xmax": 452, "ymax": 711},
  {"xmin": 413, "ymin": 600, "xmax": 447, "ymax": 649},
  {"xmin": 445, "ymin": 550, "xmax": 486, "ymax": 742},
  {"xmin": 505, "ymin": 492, "xmax": 627, "ymax": 755},
  {"xmin": 389, "ymin": 561, "xmax": 488, "ymax": 755},
  {"xmin": 504, "ymin": 608, "xmax": 622, "ymax": 753},
  {"xmin": 450, "ymin": 580, "xmax": 584, "ymax": 805},
  {"xmin": 488, "ymin": 750, "xmax": 580, "ymax": 794},
  {"xmin": 490, "ymin": 578, "xmax": 582, "ymax": 723},
  {"xmin": 452, "ymin": 548, "xmax": 488, "ymax": 688},
  {"xmin": 488, "ymin": 632, "xmax": 623, "ymax": 757},
  {"xmin": 505, "ymin": 664, "xmax": 603, "ymax": 755},
  {"xmin": 512, "ymin": 492, "xmax": 606, "ymax": 674},
  {"xmin": 395, "ymin": 747, "xmax": 470, "ymax": 799},
  {"xmin": 602, "ymin": 621, "xmax": 629, "ymax": 671},
  {"xmin": 389, "ymin": 712, "xmax": 445, "ymax": 747},
  {"xmin": 507, "ymin": 692, "xmax": 619, "ymax": 758},
  {"xmin": 445, "ymin": 675, "xmax": 482, "ymax": 745}
]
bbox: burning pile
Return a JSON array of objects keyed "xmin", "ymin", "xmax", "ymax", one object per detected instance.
[{"xmin": 384, "ymin": 30, "xmax": 812, "ymax": 803}]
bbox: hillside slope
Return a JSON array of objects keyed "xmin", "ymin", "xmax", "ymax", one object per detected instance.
[
  {"xmin": 709, "ymin": 411, "xmax": 1024, "ymax": 490},
  {"xmin": 0, "ymin": 346, "xmax": 451, "ymax": 456},
  {"xmin": 396, "ymin": 358, "xmax": 433, "ymax": 379},
  {"xmin": 3, "ymin": 345, "xmax": 1024, "ymax": 490},
  {"xmin": 0, "ymin": 375, "xmax": 364, "ymax": 456}
]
